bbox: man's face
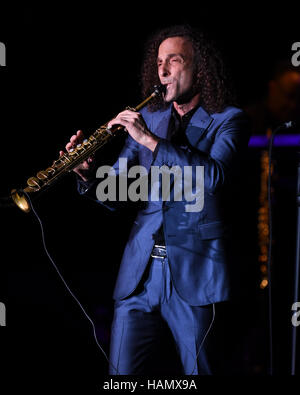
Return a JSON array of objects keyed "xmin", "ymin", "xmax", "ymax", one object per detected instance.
[{"xmin": 157, "ymin": 36, "xmax": 196, "ymax": 104}]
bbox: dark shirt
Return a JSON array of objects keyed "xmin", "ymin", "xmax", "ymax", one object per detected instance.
[{"xmin": 152, "ymin": 104, "xmax": 200, "ymax": 245}]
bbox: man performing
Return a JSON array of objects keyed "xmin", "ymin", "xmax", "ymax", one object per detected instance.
[{"xmin": 63, "ymin": 25, "xmax": 251, "ymax": 375}]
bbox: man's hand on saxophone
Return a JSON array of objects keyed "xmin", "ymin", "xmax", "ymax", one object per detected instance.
[
  {"xmin": 107, "ymin": 110, "xmax": 160, "ymax": 152},
  {"xmin": 60, "ymin": 130, "xmax": 94, "ymax": 182}
]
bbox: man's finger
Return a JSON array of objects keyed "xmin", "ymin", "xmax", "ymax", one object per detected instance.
[
  {"xmin": 107, "ymin": 118, "xmax": 128, "ymax": 129},
  {"xmin": 66, "ymin": 142, "xmax": 73, "ymax": 151},
  {"xmin": 77, "ymin": 130, "xmax": 85, "ymax": 141},
  {"xmin": 70, "ymin": 135, "xmax": 78, "ymax": 144}
]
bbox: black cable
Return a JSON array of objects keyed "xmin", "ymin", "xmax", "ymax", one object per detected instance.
[
  {"xmin": 22, "ymin": 191, "xmax": 121, "ymax": 375},
  {"xmin": 189, "ymin": 303, "xmax": 215, "ymax": 375}
]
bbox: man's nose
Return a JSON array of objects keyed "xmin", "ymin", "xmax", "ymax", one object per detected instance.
[{"xmin": 159, "ymin": 63, "xmax": 170, "ymax": 77}]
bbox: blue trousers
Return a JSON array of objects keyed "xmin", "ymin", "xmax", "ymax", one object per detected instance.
[{"xmin": 109, "ymin": 257, "xmax": 229, "ymax": 375}]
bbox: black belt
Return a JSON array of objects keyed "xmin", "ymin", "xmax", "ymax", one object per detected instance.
[{"xmin": 151, "ymin": 244, "xmax": 167, "ymax": 259}]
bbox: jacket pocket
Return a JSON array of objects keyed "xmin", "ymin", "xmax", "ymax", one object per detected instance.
[{"xmin": 197, "ymin": 221, "xmax": 227, "ymax": 240}]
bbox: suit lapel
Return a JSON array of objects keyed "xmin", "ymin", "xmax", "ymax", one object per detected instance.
[
  {"xmin": 140, "ymin": 105, "xmax": 212, "ymax": 170},
  {"xmin": 186, "ymin": 106, "xmax": 213, "ymax": 147},
  {"xmin": 152, "ymin": 106, "xmax": 172, "ymax": 138},
  {"xmin": 141, "ymin": 106, "xmax": 172, "ymax": 171}
]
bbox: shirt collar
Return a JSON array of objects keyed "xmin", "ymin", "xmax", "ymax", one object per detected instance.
[{"xmin": 171, "ymin": 103, "xmax": 201, "ymax": 123}]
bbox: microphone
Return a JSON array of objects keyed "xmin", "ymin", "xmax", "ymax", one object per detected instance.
[
  {"xmin": 281, "ymin": 120, "xmax": 300, "ymax": 130},
  {"xmin": 272, "ymin": 120, "xmax": 300, "ymax": 135}
]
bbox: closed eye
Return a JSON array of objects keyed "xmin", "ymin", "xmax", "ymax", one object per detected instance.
[
  {"xmin": 170, "ymin": 55, "xmax": 184, "ymax": 63},
  {"xmin": 157, "ymin": 54, "xmax": 184, "ymax": 67}
]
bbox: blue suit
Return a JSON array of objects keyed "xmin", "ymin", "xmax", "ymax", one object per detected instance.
[{"xmin": 78, "ymin": 104, "xmax": 250, "ymax": 374}]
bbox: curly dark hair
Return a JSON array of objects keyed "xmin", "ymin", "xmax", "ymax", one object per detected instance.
[{"xmin": 140, "ymin": 24, "xmax": 237, "ymax": 113}]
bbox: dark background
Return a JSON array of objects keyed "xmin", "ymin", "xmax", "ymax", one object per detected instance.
[{"xmin": 1, "ymin": 3, "xmax": 299, "ymax": 391}]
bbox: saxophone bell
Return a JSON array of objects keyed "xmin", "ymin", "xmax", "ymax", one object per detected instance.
[{"xmin": 11, "ymin": 189, "xmax": 31, "ymax": 213}]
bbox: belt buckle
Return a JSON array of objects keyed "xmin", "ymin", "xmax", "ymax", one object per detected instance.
[
  {"xmin": 151, "ymin": 244, "xmax": 167, "ymax": 259},
  {"xmin": 154, "ymin": 244, "xmax": 166, "ymax": 249}
]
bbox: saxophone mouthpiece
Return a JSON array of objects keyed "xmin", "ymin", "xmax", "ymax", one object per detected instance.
[{"xmin": 154, "ymin": 84, "xmax": 166, "ymax": 96}]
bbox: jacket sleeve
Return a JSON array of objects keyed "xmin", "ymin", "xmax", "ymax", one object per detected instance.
[
  {"xmin": 151, "ymin": 110, "xmax": 250, "ymax": 193},
  {"xmin": 76, "ymin": 134, "xmax": 140, "ymax": 211}
]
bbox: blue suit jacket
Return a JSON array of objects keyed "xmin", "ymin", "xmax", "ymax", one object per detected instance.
[{"xmin": 78, "ymin": 104, "xmax": 250, "ymax": 306}]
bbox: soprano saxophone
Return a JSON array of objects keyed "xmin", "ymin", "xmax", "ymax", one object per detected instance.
[{"xmin": 11, "ymin": 84, "xmax": 165, "ymax": 213}]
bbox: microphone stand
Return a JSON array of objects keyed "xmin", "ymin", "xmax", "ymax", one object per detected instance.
[
  {"xmin": 291, "ymin": 150, "xmax": 300, "ymax": 375},
  {"xmin": 268, "ymin": 122, "xmax": 299, "ymax": 375}
]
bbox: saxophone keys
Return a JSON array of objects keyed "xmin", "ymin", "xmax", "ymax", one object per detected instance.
[
  {"xmin": 69, "ymin": 148, "xmax": 77, "ymax": 156},
  {"xmin": 37, "ymin": 170, "xmax": 49, "ymax": 180},
  {"xmin": 27, "ymin": 177, "xmax": 41, "ymax": 188},
  {"xmin": 45, "ymin": 167, "xmax": 55, "ymax": 175},
  {"xmin": 88, "ymin": 135, "xmax": 96, "ymax": 143},
  {"xmin": 126, "ymin": 106, "xmax": 136, "ymax": 112}
]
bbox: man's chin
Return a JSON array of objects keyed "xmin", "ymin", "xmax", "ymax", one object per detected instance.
[
  {"xmin": 174, "ymin": 91, "xmax": 196, "ymax": 105},
  {"xmin": 163, "ymin": 92, "xmax": 175, "ymax": 103},
  {"xmin": 163, "ymin": 90, "xmax": 193, "ymax": 105}
]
